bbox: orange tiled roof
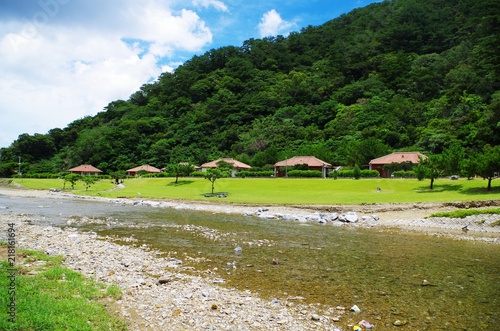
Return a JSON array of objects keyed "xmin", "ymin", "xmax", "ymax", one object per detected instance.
[
  {"xmin": 275, "ymin": 156, "xmax": 332, "ymax": 167},
  {"xmin": 68, "ymin": 164, "xmax": 102, "ymax": 172},
  {"xmin": 200, "ymin": 158, "xmax": 251, "ymax": 169},
  {"xmin": 369, "ymin": 152, "xmax": 426, "ymax": 165},
  {"xmin": 126, "ymin": 165, "xmax": 161, "ymax": 173}
]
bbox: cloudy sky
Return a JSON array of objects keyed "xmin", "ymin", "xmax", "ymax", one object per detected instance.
[{"xmin": 0, "ymin": 0, "xmax": 381, "ymax": 148}]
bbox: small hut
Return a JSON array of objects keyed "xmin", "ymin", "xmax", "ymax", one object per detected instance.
[
  {"xmin": 126, "ymin": 165, "xmax": 161, "ymax": 176},
  {"xmin": 68, "ymin": 165, "xmax": 103, "ymax": 176}
]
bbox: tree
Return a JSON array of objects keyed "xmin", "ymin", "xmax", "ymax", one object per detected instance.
[
  {"xmin": 441, "ymin": 142, "xmax": 465, "ymax": 176},
  {"xmin": 353, "ymin": 164, "xmax": 361, "ymax": 179},
  {"xmin": 475, "ymin": 145, "xmax": 500, "ymax": 191},
  {"xmin": 216, "ymin": 160, "xmax": 234, "ymax": 173},
  {"xmin": 414, "ymin": 163, "xmax": 427, "ymax": 181},
  {"xmin": 459, "ymin": 157, "xmax": 478, "ymax": 180},
  {"xmin": 167, "ymin": 163, "xmax": 195, "ymax": 184},
  {"xmin": 204, "ymin": 168, "xmax": 230, "ymax": 194},
  {"xmin": 419, "ymin": 154, "xmax": 444, "ymax": 189},
  {"xmin": 63, "ymin": 174, "xmax": 80, "ymax": 190},
  {"xmin": 81, "ymin": 175, "xmax": 100, "ymax": 191}
]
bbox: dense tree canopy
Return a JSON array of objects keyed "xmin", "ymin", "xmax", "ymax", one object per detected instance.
[{"xmin": 1, "ymin": 0, "xmax": 499, "ymax": 176}]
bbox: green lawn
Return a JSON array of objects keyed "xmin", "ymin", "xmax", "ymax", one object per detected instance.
[
  {"xmin": 0, "ymin": 248, "xmax": 127, "ymax": 331},
  {"xmin": 11, "ymin": 177, "xmax": 500, "ymax": 205}
]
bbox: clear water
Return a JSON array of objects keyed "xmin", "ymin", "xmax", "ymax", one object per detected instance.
[{"xmin": 1, "ymin": 194, "xmax": 499, "ymax": 330}]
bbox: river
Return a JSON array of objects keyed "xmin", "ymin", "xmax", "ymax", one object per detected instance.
[{"xmin": 1, "ymin": 193, "xmax": 499, "ymax": 330}]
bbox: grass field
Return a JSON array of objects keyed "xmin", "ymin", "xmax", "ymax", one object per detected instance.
[
  {"xmin": 11, "ymin": 177, "xmax": 500, "ymax": 205},
  {"xmin": 0, "ymin": 246, "xmax": 127, "ymax": 331}
]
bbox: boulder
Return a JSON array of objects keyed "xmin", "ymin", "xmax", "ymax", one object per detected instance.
[{"xmin": 339, "ymin": 212, "xmax": 358, "ymax": 223}]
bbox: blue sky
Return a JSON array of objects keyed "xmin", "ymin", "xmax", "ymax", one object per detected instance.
[{"xmin": 0, "ymin": 0, "xmax": 382, "ymax": 148}]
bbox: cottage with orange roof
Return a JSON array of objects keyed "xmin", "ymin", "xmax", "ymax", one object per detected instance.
[
  {"xmin": 68, "ymin": 164, "xmax": 103, "ymax": 176},
  {"xmin": 369, "ymin": 152, "xmax": 427, "ymax": 178},
  {"xmin": 200, "ymin": 158, "xmax": 251, "ymax": 177},
  {"xmin": 274, "ymin": 156, "xmax": 332, "ymax": 178},
  {"xmin": 126, "ymin": 165, "xmax": 161, "ymax": 176}
]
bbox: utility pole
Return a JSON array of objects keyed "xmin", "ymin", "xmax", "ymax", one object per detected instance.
[
  {"xmin": 18, "ymin": 156, "xmax": 22, "ymax": 176},
  {"xmin": 285, "ymin": 157, "xmax": 288, "ymax": 178}
]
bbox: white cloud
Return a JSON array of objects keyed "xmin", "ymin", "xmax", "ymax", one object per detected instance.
[
  {"xmin": 258, "ymin": 9, "xmax": 295, "ymax": 38},
  {"xmin": 192, "ymin": 0, "xmax": 229, "ymax": 12},
  {"xmin": 0, "ymin": 0, "xmax": 214, "ymax": 148}
]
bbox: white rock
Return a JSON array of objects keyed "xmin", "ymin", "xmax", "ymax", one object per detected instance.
[{"xmin": 350, "ymin": 304, "xmax": 361, "ymax": 313}]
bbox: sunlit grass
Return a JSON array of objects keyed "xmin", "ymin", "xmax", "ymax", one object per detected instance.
[
  {"xmin": 429, "ymin": 208, "xmax": 500, "ymax": 218},
  {"xmin": 0, "ymin": 248, "xmax": 127, "ymax": 331},
  {"xmin": 12, "ymin": 177, "xmax": 499, "ymax": 205}
]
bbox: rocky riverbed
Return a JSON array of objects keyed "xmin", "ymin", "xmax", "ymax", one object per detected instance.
[
  {"xmin": 1, "ymin": 187, "xmax": 499, "ymax": 242},
  {"xmin": 5, "ymin": 214, "xmax": 350, "ymax": 331},
  {"xmin": 1, "ymin": 187, "xmax": 499, "ymax": 330}
]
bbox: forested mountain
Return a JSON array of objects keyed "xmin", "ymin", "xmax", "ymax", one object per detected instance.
[{"xmin": 1, "ymin": 0, "xmax": 499, "ymax": 175}]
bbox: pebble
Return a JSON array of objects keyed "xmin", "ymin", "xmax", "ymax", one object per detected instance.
[
  {"xmin": 6, "ymin": 215, "xmax": 344, "ymax": 331},
  {"xmin": 350, "ymin": 305, "xmax": 361, "ymax": 314},
  {"xmin": 393, "ymin": 319, "xmax": 408, "ymax": 326}
]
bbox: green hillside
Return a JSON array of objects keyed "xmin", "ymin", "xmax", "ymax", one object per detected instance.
[{"xmin": 1, "ymin": 0, "xmax": 499, "ymax": 175}]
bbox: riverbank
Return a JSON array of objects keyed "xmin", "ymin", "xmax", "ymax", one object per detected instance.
[
  {"xmin": 1, "ymin": 187, "xmax": 499, "ymax": 330},
  {"xmin": 1, "ymin": 187, "xmax": 499, "ymax": 243},
  {"xmin": 4, "ymin": 214, "xmax": 346, "ymax": 331}
]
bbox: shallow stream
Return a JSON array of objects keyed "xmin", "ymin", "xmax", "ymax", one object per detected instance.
[{"xmin": 1, "ymin": 194, "xmax": 499, "ymax": 330}]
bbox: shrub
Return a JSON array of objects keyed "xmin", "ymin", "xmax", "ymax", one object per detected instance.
[
  {"xmin": 392, "ymin": 170, "xmax": 416, "ymax": 178},
  {"xmin": 235, "ymin": 171, "xmax": 274, "ymax": 178},
  {"xmin": 14, "ymin": 172, "xmax": 62, "ymax": 179},
  {"xmin": 353, "ymin": 164, "xmax": 361, "ymax": 179},
  {"xmin": 335, "ymin": 169, "xmax": 379, "ymax": 178},
  {"xmin": 190, "ymin": 171, "xmax": 205, "ymax": 177},
  {"xmin": 337, "ymin": 170, "xmax": 354, "ymax": 178},
  {"xmin": 360, "ymin": 170, "xmax": 379, "ymax": 178},
  {"xmin": 155, "ymin": 172, "xmax": 170, "ymax": 177},
  {"xmin": 287, "ymin": 170, "xmax": 322, "ymax": 178}
]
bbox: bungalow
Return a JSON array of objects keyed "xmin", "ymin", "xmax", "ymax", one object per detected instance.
[
  {"xmin": 369, "ymin": 152, "xmax": 427, "ymax": 178},
  {"xmin": 126, "ymin": 165, "xmax": 161, "ymax": 176},
  {"xmin": 68, "ymin": 164, "xmax": 102, "ymax": 176},
  {"xmin": 274, "ymin": 156, "xmax": 333, "ymax": 178},
  {"xmin": 160, "ymin": 163, "xmax": 201, "ymax": 172},
  {"xmin": 200, "ymin": 158, "xmax": 251, "ymax": 177}
]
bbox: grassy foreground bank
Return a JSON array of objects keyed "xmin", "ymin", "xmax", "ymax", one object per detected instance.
[
  {"xmin": 11, "ymin": 177, "xmax": 500, "ymax": 205},
  {"xmin": 0, "ymin": 245, "xmax": 127, "ymax": 331}
]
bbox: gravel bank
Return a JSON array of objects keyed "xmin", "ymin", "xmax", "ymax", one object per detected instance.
[
  {"xmin": 1, "ymin": 187, "xmax": 499, "ymax": 243},
  {"xmin": 4, "ymin": 215, "xmax": 347, "ymax": 331},
  {"xmin": 1, "ymin": 187, "xmax": 499, "ymax": 330}
]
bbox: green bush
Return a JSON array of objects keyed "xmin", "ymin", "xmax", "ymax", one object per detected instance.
[
  {"xmin": 24, "ymin": 173, "xmax": 55, "ymax": 179},
  {"xmin": 287, "ymin": 170, "xmax": 322, "ymax": 178},
  {"xmin": 361, "ymin": 170, "xmax": 379, "ymax": 178},
  {"xmin": 154, "ymin": 172, "xmax": 170, "ymax": 177},
  {"xmin": 336, "ymin": 170, "xmax": 354, "ymax": 178},
  {"xmin": 190, "ymin": 171, "xmax": 205, "ymax": 177},
  {"xmin": 335, "ymin": 170, "xmax": 379, "ymax": 178},
  {"xmin": 235, "ymin": 171, "xmax": 274, "ymax": 178},
  {"xmin": 353, "ymin": 164, "xmax": 361, "ymax": 179},
  {"xmin": 392, "ymin": 170, "xmax": 416, "ymax": 178}
]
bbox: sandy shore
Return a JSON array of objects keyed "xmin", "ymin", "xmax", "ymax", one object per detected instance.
[{"xmin": 1, "ymin": 187, "xmax": 499, "ymax": 330}]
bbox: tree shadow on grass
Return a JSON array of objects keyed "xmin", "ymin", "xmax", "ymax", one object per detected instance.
[
  {"xmin": 166, "ymin": 180, "xmax": 194, "ymax": 186},
  {"xmin": 415, "ymin": 183, "xmax": 463, "ymax": 193},
  {"xmin": 461, "ymin": 186, "xmax": 500, "ymax": 195},
  {"xmin": 415, "ymin": 183, "xmax": 500, "ymax": 195}
]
